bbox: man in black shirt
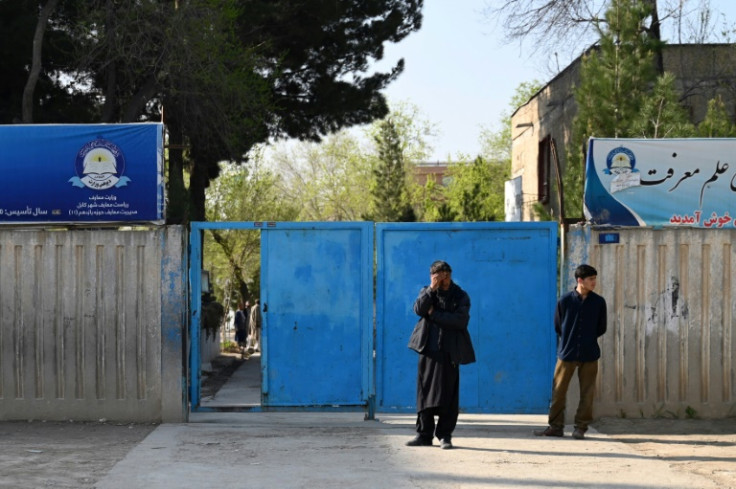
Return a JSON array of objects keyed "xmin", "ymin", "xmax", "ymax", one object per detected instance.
[{"xmin": 534, "ymin": 264, "xmax": 607, "ymax": 440}]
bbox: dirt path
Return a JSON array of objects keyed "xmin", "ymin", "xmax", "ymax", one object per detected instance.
[
  {"xmin": 0, "ymin": 421, "xmax": 157, "ymax": 489},
  {"xmin": 594, "ymin": 417, "xmax": 736, "ymax": 488}
]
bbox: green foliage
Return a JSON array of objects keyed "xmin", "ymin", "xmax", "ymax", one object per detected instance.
[
  {"xmin": 444, "ymin": 157, "xmax": 508, "ymax": 222},
  {"xmin": 412, "ymin": 176, "xmax": 454, "ymax": 222},
  {"xmin": 203, "ymin": 157, "xmax": 299, "ymax": 307},
  {"xmin": 0, "ymin": 0, "xmax": 97, "ymax": 123},
  {"xmin": 630, "ymin": 72, "xmax": 696, "ymax": 137},
  {"xmin": 697, "ymin": 95, "xmax": 736, "ymax": 137},
  {"xmin": 365, "ymin": 118, "xmax": 416, "ymax": 222},
  {"xmin": 364, "ymin": 100, "xmax": 438, "ymax": 163},
  {"xmin": 269, "ymin": 133, "xmax": 373, "ymax": 221},
  {"xmin": 480, "ymin": 80, "xmax": 543, "ymax": 165},
  {"xmin": 532, "ymin": 202, "xmax": 553, "ymax": 221},
  {"xmin": 201, "ymin": 298, "xmax": 225, "ymax": 340},
  {"xmin": 685, "ymin": 405, "xmax": 698, "ymax": 419},
  {"xmin": 222, "ymin": 340, "xmax": 240, "ymax": 354},
  {"xmin": 3, "ymin": 0, "xmax": 423, "ymax": 222},
  {"xmin": 563, "ymin": 0, "xmax": 734, "ymax": 219},
  {"xmin": 566, "ymin": 0, "xmax": 661, "ymax": 218}
]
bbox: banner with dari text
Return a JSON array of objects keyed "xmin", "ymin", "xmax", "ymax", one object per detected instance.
[{"xmin": 584, "ymin": 138, "xmax": 736, "ymax": 228}]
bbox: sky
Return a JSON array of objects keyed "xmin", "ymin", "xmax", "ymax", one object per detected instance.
[{"xmin": 377, "ymin": 0, "xmax": 736, "ymax": 162}]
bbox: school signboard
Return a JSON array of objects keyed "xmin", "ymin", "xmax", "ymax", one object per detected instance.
[
  {"xmin": 0, "ymin": 123, "xmax": 164, "ymax": 225},
  {"xmin": 584, "ymin": 138, "xmax": 736, "ymax": 228}
]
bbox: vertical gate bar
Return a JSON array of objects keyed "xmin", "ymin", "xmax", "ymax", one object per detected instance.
[{"xmin": 189, "ymin": 224, "xmax": 203, "ymax": 409}]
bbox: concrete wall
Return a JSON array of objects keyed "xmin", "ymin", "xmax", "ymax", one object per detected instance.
[
  {"xmin": 0, "ymin": 227, "xmax": 187, "ymax": 422},
  {"xmin": 564, "ymin": 225, "xmax": 736, "ymax": 419}
]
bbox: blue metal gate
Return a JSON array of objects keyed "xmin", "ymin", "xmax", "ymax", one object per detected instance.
[
  {"xmin": 188, "ymin": 222, "xmax": 373, "ymax": 412},
  {"xmin": 375, "ymin": 222, "xmax": 558, "ymax": 413},
  {"xmin": 260, "ymin": 222, "xmax": 373, "ymax": 409},
  {"xmin": 189, "ymin": 221, "xmax": 557, "ymax": 414}
]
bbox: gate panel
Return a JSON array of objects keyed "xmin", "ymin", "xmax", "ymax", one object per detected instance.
[
  {"xmin": 261, "ymin": 223, "xmax": 373, "ymax": 407},
  {"xmin": 376, "ymin": 222, "xmax": 558, "ymax": 413}
]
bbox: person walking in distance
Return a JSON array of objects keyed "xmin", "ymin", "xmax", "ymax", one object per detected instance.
[
  {"xmin": 534, "ymin": 264, "xmax": 607, "ymax": 440},
  {"xmin": 233, "ymin": 302, "xmax": 248, "ymax": 359},
  {"xmin": 248, "ymin": 298, "xmax": 262, "ymax": 353},
  {"xmin": 406, "ymin": 260, "xmax": 475, "ymax": 450}
]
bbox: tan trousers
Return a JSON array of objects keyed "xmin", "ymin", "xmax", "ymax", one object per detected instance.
[{"xmin": 548, "ymin": 359, "xmax": 598, "ymax": 431}]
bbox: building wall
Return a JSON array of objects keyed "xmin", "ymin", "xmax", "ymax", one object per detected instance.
[
  {"xmin": 665, "ymin": 44, "xmax": 736, "ymax": 123},
  {"xmin": 511, "ymin": 60, "xmax": 580, "ymax": 221},
  {"xmin": 511, "ymin": 44, "xmax": 736, "ymax": 222},
  {"xmin": 413, "ymin": 162, "xmax": 449, "ymax": 187},
  {"xmin": 0, "ymin": 227, "xmax": 187, "ymax": 423},
  {"xmin": 564, "ymin": 225, "xmax": 736, "ymax": 419}
]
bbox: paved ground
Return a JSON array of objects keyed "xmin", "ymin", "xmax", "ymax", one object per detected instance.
[
  {"xmin": 2, "ymin": 412, "xmax": 734, "ymax": 489},
  {"xmin": 2, "ymin": 355, "xmax": 734, "ymax": 488}
]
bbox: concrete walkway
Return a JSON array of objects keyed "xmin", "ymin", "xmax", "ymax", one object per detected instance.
[
  {"xmin": 95, "ymin": 412, "xmax": 722, "ymax": 489},
  {"xmin": 200, "ymin": 352, "xmax": 262, "ymax": 407},
  {"xmin": 92, "ymin": 358, "xmax": 721, "ymax": 488},
  {"xmin": 95, "ymin": 415, "xmax": 720, "ymax": 488}
]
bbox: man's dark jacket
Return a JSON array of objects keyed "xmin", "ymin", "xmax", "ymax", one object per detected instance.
[
  {"xmin": 554, "ymin": 289, "xmax": 607, "ymax": 362},
  {"xmin": 409, "ymin": 281, "xmax": 475, "ymax": 365}
]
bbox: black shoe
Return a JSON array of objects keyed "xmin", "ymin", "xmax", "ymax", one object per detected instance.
[
  {"xmin": 440, "ymin": 438, "xmax": 453, "ymax": 449},
  {"xmin": 405, "ymin": 435, "xmax": 433, "ymax": 447},
  {"xmin": 533, "ymin": 426, "xmax": 564, "ymax": 437},
  {"xmin": 572, "ymin": 428, "xmax": 586, "ymax": 440}
]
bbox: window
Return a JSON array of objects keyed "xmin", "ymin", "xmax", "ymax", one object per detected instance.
[{"xmin": 537, "ymin": 136, "xmax": 552, "ymax": 204}]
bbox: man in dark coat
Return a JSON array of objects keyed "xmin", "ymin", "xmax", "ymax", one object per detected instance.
[{"xmin": 406, "ymin": 260, "xmax": 475, "ymax": 450}]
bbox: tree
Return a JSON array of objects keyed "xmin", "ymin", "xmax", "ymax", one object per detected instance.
[
  {"xmin": 364, "ymin": 100, "xmax": 438, "ymax": 163},
  {"xmin": 268, "ymin": 133, "xmax": 373, "ymax": 221},
  {"xmin": 564, "ymin": 0, "xmax": 661, "ymax": 217},
  {"xmin": 22, "ymin": 0, "xmax": 60, "ymax": 123},
  {"xmin": 630, "ymin": 72, "xmax": 696, "ymax": 137},
  {"xmin": 489, "ymin": 0, "xmax": 611, "ymax": 63},
  {"xmin": 413, "ymin": 176, "xmax": 454, "ymax": 222},
  {"xmin": 365, "ymin": 117, "xmax": 416, "ymax": 222},
  {"xmin": 6, "ymin": 0, "xmax": 424, "ymax": 223},
  {"xmin": 489, "ymin": 0, "xmax": 736, "ymax": 73},
  {"xmin": 443, "ymin": 156, "xmax": 508, "ymax": 221},
  {"xmin": 204, "ymin": 156, "xmax": 299, "ymax": 307},
  {"xmin": 0, "ymin": 0, "xmax": 97, "ymax": 123},
  {"xmin": 480, "ymin": 80, "xmax": 543, "ymax": 164},
  {"xmin": 697, "ymin": 94, "xmax": 736, "ymax": 137}
]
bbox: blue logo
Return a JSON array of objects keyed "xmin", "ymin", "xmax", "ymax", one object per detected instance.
[
  {"xmin": 69, "ymin": 137, "xmax": 131, "ymax": 190},
  {"xmin": 604, "ymin": 146, "xmax": 638, "ymax": 175}
]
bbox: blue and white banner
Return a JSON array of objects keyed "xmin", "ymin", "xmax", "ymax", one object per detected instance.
[
  {"xmin": 0, "ymin": 123, "xmax": 164, "ymax": 224},
  {"xmin": 584, "ymin": 138, "xmax": 736, "ymax": 228}
]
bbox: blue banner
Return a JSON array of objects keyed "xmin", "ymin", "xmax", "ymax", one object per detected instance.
[
  {"xmin": 584, "ymin": 138, "xmax": 736, "ymax": 228},
  {"xmin": 0, "ymin": 123, "xmax": 164, "ymax": 224}
]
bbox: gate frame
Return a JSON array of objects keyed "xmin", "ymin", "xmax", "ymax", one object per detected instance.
[{"xmin": 189, "ymin": 221, "xmax": 375, "ymax": 415}]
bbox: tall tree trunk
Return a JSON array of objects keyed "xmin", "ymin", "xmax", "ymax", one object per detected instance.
[
  {"xmin": 165, "ymin": 115, "xmax": 188, "ymax": 224},
  {"xmin": 189, "ymin": 159, "xmax": 210, "ymax": 223},
  {"xmin": 22, "ymin": 0, "xmax": 59, "ymax": 123},
  {"xmin": 100, "ymin": 0, "xmax": 117, "ymax": 122},
  {"xmin": 644, "ymin": 0, "xmax": 664, "ymax": 74}
]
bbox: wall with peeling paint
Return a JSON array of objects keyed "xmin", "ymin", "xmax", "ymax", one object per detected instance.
[{"xmin": 564, "ymin": 225, "xmax": 736, "ymax": 419}]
